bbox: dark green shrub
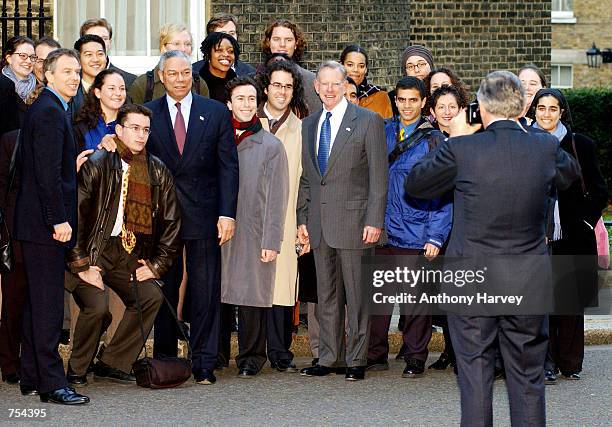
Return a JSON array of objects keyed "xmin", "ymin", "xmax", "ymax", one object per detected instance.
[{"xmin": 562, "ymin": 88, "xmax": 612, "ymax": 199}]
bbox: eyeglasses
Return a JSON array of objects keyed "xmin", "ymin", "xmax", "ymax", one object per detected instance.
[
  {"xmin": 13, "ymin": 52, "xmax": 37, "ymax": 62},
  {"xmin": 122, "ymin": 124, "xmax": 151, "ymax": 135},
  {"xmin": 270, "ymin": 82, "xmax": 293, "ymax": 91},
  {"xmin": 165, "ymin": 42, "xmax": 193, "ymax": 49},
  {"xmin": 405, "ymin": 61, "xmax": 429, "ymax": 72},
  {"xmin": 35, "ymin": 57, "xmax": 46, "ymax": 65}
]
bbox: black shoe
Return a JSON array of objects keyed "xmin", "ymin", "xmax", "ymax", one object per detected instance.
[
  {"xmin": 93, "ymin": 361, "xmax": 136, "ymax": 383},
  {"xmin": 311, "ymin": 358, "xmax": 319, "ymax": 366},
  {"xmin": 428, "ymin": 353, "xmax": 454, "ymax": 370},
  {"xmin": 561, "ymin": 371, "xmax": 581, "ymax": 380},
  {"xmin": 300, "ymin": 364, "xmax": 335, "ymax": 377},
  {"xmin": 345, "ymin": 366, "xmax": 365, "ymax": 381},
  {"xmin": 494, "ymin": 366, "xmax": 506, "ymax": 380},
  {"xmin": 59, "ymin": 329, "xmax": 71, "ymax": 345},
  {"xmin": 395, "ymin": 343, "xmax": 407, "ymax": 360},
  {"xmin": 402, "ymin": 358, "xmax": 425, "ymax": 378},
  {"xmin": 194, "ymin": 369, "xmax": 216, "ymax": 385},
  {"xmin": 20, "ymin": 385, "xmax": 38, "ymax": 396},
  {"xmin": 215, "ymin": 360, "xmax": 229, "ymax": 370},
  {"xmin": 544, "ymin": 369, "xmax": 557, "ymax": 385},
  {"xmin": 40, "ymin": 387, "xmax": 89, "ymax": 405},
  {"xmin": 237, "ymin": 368, "xmax": 257, "ymax": 378},
  {"xmin": 270, "ymin": 360, "xmax": 299, "ymax": 373},
  {"xmin": 366, "ymin": 358, "xmax": 389, "ymax": 371},
  {"xmin": 4, "ymin": 373, "xmax": 20, "ymax": 384},
  {"xmin": 66, "ymin": 365, "xmax": 88, "ymax": 386}
]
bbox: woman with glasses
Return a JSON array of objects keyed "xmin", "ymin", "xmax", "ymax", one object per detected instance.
[
  {"xmin": 129, "ymin": 23, "xmax": 209, "ymax": 104},
  {"xmin": 0, "ymin": 36, "xmax": 36, "ymax": 132},
  {"xmin": 74, "ymin": 69, "xmax": 127, "ymax": 152},
  {"xmin": 339, "ymin": 45, "xmax": 392, "ymax": 119},
  {"xmin": 198, "ymin": 32, "xmax": 239, "ymax": 103},
  {"xmin": 529, "ymin": 88, "xmax": 607, "ymax": 384}
]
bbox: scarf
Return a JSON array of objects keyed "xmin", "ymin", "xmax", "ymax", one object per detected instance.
[
  {"xmin": 532, "ymin": 121, "xmax": 568, "ymax": 241},
  {"xmin": 115, "ymin": 137, "xmax": 152, "ymax": 252},
  {"xmin": 2, "ymin": 65, "xmax": 37, "ymax": 102},
  {"xmin": 257, "ymin": 103, "xmax": 291, "ymax": 135},
  {"xmin": 356, "ymin": 76, "xmax": 382, "ymax": 100},
  {"xmin": 231, "ymin": 114, "xmax": 262, "ymax": 145}
]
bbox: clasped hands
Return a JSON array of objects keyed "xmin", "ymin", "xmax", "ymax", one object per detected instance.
[{"xmin": 77, "ymin": 260, "xmax": 156, "ymax": 289}]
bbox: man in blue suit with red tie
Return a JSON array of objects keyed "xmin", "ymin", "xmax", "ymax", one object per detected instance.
[{"xmin": 145, "ymin": 50, "xmax": 239, "ymax": 385}]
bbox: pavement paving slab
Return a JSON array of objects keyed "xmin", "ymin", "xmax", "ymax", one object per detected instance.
[{"xmin": 1, "ymin": 346, "xmax": 610, "ymax": 426}]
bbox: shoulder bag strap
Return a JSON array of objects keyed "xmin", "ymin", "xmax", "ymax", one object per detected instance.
[
  {"xmin": 570, "ymin": 133, "xmax": 588, "ymax": 197},
  {"xmin": 388, "ymin": 128, "xmax": 433, "ymax": 165}
]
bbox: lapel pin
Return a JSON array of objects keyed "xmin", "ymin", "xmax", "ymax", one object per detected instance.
[
  {"xmin": 346, "ymin": 127, "xmax": 351, "ymax": 132},
  {"xmin": 199, "ymin": 116, "xmax": 204, "ymax": 121}
]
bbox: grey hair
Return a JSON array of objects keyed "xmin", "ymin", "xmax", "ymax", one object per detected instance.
[
  {"xmin": 43, "ymin": 48, "xmax": 80, "ymax": 84},
  {"xmin": 476, "ymin": 71, "xmax": 525, "ymax": 118},
  {"xmin": 316, "ymin": 60, "xmax": 347, "ymax": 81},
  {"xmin": 158, "ymin": 50, "xmax": 191, "ymax": 72}
]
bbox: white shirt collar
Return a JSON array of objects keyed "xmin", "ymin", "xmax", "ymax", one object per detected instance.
[
  {"xmin": 263, "ymin": 102, "xmax": 284, "ymax": 120},
  {"xmin": 166, "ymin": 91, "xmax": 193, "ymax": 112}
]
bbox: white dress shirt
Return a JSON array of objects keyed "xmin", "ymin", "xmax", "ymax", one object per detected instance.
[
  {"xmin": 166, "ymin": 91, "xmax": 193, "ymax": 130},
  {"xmin": 315, "ymin": 97, "xmax": 349, "ymax": 154},
  {"xmin": 111, "ymin": 159, "xmax": 129, "ymax": 236}
]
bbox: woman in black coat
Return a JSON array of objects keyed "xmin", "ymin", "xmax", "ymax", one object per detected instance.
[
  {"xmin": 530, "ymin": 88, "xmax": 608, "ymax": 382},
  {"xmin": 198, "ymin": 32, "xmax": 239, "ymax": 103}
]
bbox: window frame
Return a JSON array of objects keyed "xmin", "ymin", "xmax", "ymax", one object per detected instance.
[
  {"xmin": 551, "ymin": 0, "xmax": 576, "ymax": 24},
  {"xmin": 53, "ymin": 0, "xmax": 207, "ymax": 75},
  {"xmin": 551, "ymin": 64, "xmax": 573, "ymax": 89}
]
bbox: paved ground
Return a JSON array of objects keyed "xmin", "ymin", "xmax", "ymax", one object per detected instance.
[{"xmin": 1, "ymin": 346, "xmax": 610, "ymax": 426}]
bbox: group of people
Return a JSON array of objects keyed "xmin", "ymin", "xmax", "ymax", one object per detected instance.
[{"xmin": 0, "ymin": 12, "xmax": 606, "ymax": 426}]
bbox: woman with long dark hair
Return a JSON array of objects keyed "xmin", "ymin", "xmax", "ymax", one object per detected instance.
[
  {"xmin": 340, "ymin": 44, "xmax": 392, "ymax": 119},
  {"xmin": 530, "ymin": 88, "xmax": 607, "ymax": 383},
  {"xmin": 74, "ymin": 68, "xmax": 127, "ymax": 151}
]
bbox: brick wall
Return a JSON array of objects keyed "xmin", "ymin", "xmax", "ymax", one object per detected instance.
[
  {"xmin": 552, "ymin": 0, "xmax": 612, "ymax": 49},
  {"xmin": 408, "ymin": 0, "xmax": 552, "ymax": 93},
  {"xmin": 210, "ymin": 0, "xmax": 411, "ymax": 91},
  {"xmin": 211, "ymin": 0, "xmax": 552, "ymax": 94}
]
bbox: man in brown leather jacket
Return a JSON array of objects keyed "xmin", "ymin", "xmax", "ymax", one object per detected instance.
[{"xmin": 64, "ymin": 103, "xmax": 181, "ymax": 385}]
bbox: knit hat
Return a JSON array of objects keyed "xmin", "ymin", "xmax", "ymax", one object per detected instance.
[{"xmin": 400, "ymin": 45, "xmax": 435, "ymax": 74}]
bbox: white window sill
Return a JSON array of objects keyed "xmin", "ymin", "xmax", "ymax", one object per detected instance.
[
  {"xmin": 552, "ymin": 11, "xmax": 576, "ymax": 24},
  {"xmin": 552, "ymin": 17, "xmax": 577, "ymax": 23}
]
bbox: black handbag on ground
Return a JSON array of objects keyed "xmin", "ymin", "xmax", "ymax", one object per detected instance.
[
  {"xmin": 132, "ymin": 279, "xmax": 192, "ymax": 389},
  {"xmin": 0, "ymin": 130, "xmax": 21, "ymax": 274}
]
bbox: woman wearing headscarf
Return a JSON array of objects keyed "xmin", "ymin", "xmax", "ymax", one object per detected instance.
[
  {"xmin": 340, "ymin": 45, "xmax": 392, "ymax": 119},
  {"xmin": 530, "ymin": 88, "xmax": 608, "ymax": 383}
]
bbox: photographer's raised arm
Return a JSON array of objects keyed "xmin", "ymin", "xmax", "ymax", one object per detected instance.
[{"xmin": 405, "ymin": 139, "xmax": 457, "ymax": 200}]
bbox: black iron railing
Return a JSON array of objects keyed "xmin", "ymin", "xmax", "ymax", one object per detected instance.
[{"xmin": 1, "ymin": 0, "xmax": 52, "ymax": 48}]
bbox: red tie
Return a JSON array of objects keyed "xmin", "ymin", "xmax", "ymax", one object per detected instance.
[{"xmin": 174, "ymin": 102, "xmax": 186, "ymax": 154}]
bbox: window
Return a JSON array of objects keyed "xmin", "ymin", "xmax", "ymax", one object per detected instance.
[
  {"xmin": 551, "ymin": 64, "xmax": 573, "ymax": 88},
  {"xmin": 552, "ymin": 0, "xmax": 576, "ymax": 23},
  {"xmin": 54, "ymin": 0, "xmax": 207, "ymax": 75}
]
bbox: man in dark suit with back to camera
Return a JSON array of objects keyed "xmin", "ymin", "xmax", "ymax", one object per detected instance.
[
  {"xmin": 297, "ymin": 60, "xmax": 388, "ymax": 381},
  {"xmin": 145, "ymin": 50, "xmax": 239, "ymax": 386},
  {"xmin": 13, "ymin": 48, "xmax": 90, "ymax": 404},
  {"xmin": 405, "ymin": 71, "xmax": 580, "ymax": 426}
]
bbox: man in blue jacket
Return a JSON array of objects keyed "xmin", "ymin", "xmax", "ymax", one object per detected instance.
[{"xmin": 367, "ymin": 76, "xmax": 452, "ymax": 377}]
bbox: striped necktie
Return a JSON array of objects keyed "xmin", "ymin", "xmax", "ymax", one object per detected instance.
[{"xmin": 317, "ymin": 111, "xmax": 332, "ymax": 174}]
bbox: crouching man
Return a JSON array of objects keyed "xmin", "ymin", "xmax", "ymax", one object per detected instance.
[{"xmin": 65, "ymin": 104, "xmax": 181, "ymax": 385}]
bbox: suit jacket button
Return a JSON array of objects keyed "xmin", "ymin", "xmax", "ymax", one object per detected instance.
[{"xmin": 321, "ymin": 181, "xmax": 326, "ymax": 185}]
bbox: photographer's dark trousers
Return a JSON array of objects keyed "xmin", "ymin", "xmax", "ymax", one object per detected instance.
[
  {"xmin": 449, "ymin": 315, "xmax": 547, "ymax": 427},
  {"xmin": 68, "ymin": 238, "xmax": 162, "ymax": 375},
  {"xmin": 367, "ymin": 247, "xmax": 431, "ymax": 362}
]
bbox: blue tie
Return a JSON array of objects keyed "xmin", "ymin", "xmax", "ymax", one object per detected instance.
[{"xmin": 317, "ymin": 111, "xmax": 332, "ymax": 174}]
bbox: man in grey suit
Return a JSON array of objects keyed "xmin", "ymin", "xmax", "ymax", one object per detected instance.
[
  {"xmin": 405, "ymin": 71, "xmax": 580, "ymax": 426},
  {"xmin": 297, "ymin": 61, "xmax": 388, "ymax": 381}
]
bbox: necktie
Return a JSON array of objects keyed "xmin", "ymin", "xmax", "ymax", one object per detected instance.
[
  {"xmin": 174, "ymin": 102, "xmax": 186, "ymax": 154},
  {"xmin": 317, "ymin": 111, "xmax": 332, "ymax": 174}
]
